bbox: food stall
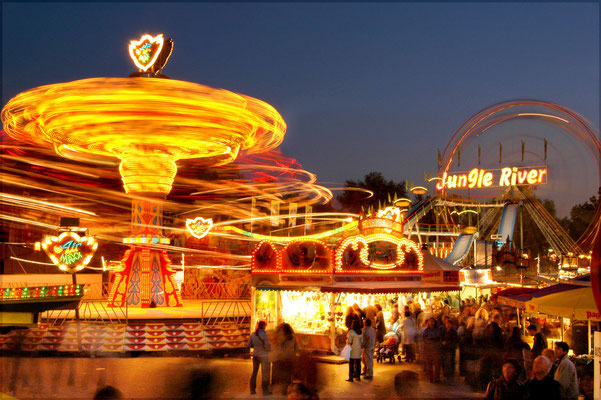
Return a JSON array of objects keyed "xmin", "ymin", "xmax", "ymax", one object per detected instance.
[{"xmin": 251, "ymin": 211, "xmax": 462, "ymax": 354}]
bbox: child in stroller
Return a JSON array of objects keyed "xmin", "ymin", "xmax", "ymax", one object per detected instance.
[{"xmin": 376, "ymin": 331, "xmax": 401, "ymax": 364}]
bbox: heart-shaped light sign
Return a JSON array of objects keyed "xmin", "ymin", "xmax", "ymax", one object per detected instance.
[
  {"xmin": 128, "ymin": 34, "xmax": 164, "ymax": 72},
  {"xmin": 39, "ymin": 232, "xmax": 98, "ymax": 272},
  {"xmin": 186, "ymin": 217, "xmax": 213, "ymax": 239}
]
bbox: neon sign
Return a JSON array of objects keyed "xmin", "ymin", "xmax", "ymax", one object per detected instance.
[
  {"xmin": 38, "ymin": 232, "xmax": 98, "ymax": 272},
  {"xmin": 186, "ymin": 217, "xmax": 213, "ymax": 239},
  {"xmin": 436, "ymin": 166, "xmax": 547, "ymax": 190},
  {"xmin": 128, "ymin": 34, "xmax": 165, "ymax": 72}
]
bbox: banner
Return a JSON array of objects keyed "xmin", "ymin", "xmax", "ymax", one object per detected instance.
[
  {"xmin": 305, "ymin": 205, "xmax": 312, "ymax": 230},
  {"xmin": 289, "ymin": 203, "xmax": 297, "ymax": 227},
  {"xmin": 271, "ymin": 200, "xmax": 280, "ymax": 227}
]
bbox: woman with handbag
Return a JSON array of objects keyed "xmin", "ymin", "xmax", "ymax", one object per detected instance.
[
  {"xmin": 248, "ymin": 320, "xmax": 272, "ymax": 395},
  {"xmin": 346, "ymin": 320, "xmax": 363, "ymax": 382}
]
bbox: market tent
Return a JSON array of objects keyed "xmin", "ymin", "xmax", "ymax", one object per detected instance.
[
  {"xmin": 422, "ymin": 252, "xmax": 462, "ymax": 272},
  {"xmin": 493, "ymin": 284, "xmax": 580, "ymax": 309},
  {"xmin": 525, "ymin": 287, "xmax": 601, "ymax": 321}
]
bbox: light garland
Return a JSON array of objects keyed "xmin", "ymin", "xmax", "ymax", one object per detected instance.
[
  {"xmin": 1, "ymin": 284, "xmax": 83, "ymax": 300},
  {"xmin": 334, "ymin": 234, "xmax": 423, "ymax": 273},
  {"xmin": 223, "ymin": 221, "xmax": 357, "ymax": 242}
]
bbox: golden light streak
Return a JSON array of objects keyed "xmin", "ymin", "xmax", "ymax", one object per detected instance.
[
  {"xmin": 2, "ymin": 77, "xmax": 287, "ymax": 194},
  {"xmin": 517, "ymin": 113, "xmax": 570, "ymax": 124},
  {"xmin": 0, "ymin": 193, "xmax": 97, "ymax": 216},
  {"xmin": 223, "ymin": 220, "xmax": 358, "ymax": 242}
]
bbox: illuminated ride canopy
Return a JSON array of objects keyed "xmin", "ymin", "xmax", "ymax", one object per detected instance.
[
  {"xmin": 1, "ymin": 73, "xmax": 287, "ymax": 308},
  {"xmin": 1, "ymin": 77, "xmax": 286, "ymax": 194}
]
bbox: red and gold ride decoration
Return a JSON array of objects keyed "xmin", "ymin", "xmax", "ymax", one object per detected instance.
[
  {"xmin": 251, "ymin": 206, "xmax": 424, "ymax": 275},
  {"xmin": 1, "ymin": 34, "xmax": 286, "ymax": 307}
]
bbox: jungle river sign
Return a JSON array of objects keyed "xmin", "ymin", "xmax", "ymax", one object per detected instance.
[{"xmin": 436, "ymin": 166, "xmax": 547, "ymax": 191}]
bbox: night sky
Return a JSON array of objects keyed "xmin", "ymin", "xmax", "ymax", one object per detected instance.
[{"xmin": 2, "ymin": 3, "xmax": 599, "ymax": 216}]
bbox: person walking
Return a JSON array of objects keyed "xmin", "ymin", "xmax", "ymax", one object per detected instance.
[
  {"xmin": 553, "ymin": 341, "xmax": 579, "ymax": 400},
  {"xmin": 346, "ymin": 320, "xmax": 363, "ymax": 382},
  {"xmin": 272, "ymin": 322, "xmax": 299, "ymax": 394},
  {"xmin": 248, "ymin": 321, "xmax": 272, "ymax": 395},
  {"xmin": 361, "ymin": 318, "xmax": 376, "ymax": 379},
  {"xmin": 422, "ymin": 317, "xmax": 443, "ymax": 383},
  {"xmin": 524, "ymin": 356, "xmax": 561, "ymax": 400},
  {"xmin": 374, "ymin": 304, "xmax": 387, "ymax": 345},
  {"xmin": 441, "ymin": 318, "xmax": 458, "ymax": 383},
  {"xmin": 400, "ymin": 310, "xmax": 417, "ymax": 362},
  {"xmin": 503, "ymin": 326, "xmax": 530, "ymax": 381},
  {"xmin": 526, "ymin": 324, "xmax": 547, "ymax": 378},
  {"xmin": 484, "ymin": 359, "xmax": 526, "ymax": 400}
]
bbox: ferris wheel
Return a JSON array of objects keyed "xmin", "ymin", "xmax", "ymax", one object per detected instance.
[{"xmin": 429, "ymin": 99, "xmax": 600, "ymax": 263}]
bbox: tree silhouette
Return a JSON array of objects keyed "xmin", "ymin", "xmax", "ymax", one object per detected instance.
[{"xmin": 336, "ymin": 172, "xmax": 407, "ymax": 214}]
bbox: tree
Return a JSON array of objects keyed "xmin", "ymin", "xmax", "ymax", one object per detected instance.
[
  {"xmin": 565, "ymin": 196, "xmax": 598, "ymax": 241},
  {"xmin": 336, "ymin": 172, "xmax": 407, "ymax": 214}
]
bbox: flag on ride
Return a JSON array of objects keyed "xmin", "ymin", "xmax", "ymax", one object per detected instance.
[
  {"xmin": 305, "ymin": 205, "xmax": 312, "ymax": 230},
  {"xmin": 271, "ymin": 200, "xmax": 280, "ymax": 227},
  {"xmin": 289, "ymin": 202, "xmax": 297, "ymax": 227}
]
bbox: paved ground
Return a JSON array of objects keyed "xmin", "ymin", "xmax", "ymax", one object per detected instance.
[{"xmin": 1, "ymin": 355, "xmax": 482, "ymax": 399}]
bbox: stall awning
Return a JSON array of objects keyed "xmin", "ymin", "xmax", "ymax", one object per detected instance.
[
  {"xmin": 525, "ymin": 287, "xmax": 600, "ymax": 321},
  {"xmin": 319, "ymin": 281, "xmax": 460, "ymax": 294},
  {"xmin": 493, "ymin": 283, "xmax": 581, "ymax": 309},
  {"xmin": 255, "ymin": 280, "xmax": 460, "ymax": 294}
]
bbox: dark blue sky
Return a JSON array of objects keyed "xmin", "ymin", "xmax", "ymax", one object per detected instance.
[{"xmin": 2, "ymin": 3, "xmax": 599, "ymax": 216}]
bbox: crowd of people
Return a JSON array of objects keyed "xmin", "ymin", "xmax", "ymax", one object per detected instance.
[
  {"xmin": 248, "ymin": 295, "xmax": 594, "ymax": 399},
  {"xmin": 341, "ymin": 296, "xmax": 593, "ymax": 399}
]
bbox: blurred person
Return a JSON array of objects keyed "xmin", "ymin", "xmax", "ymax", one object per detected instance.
[
  {"xmin": 524, "ymin": 356, "xmax": 560, "ymax": 400},
  {"xmin": 345, "ymin": 306, "xmax": 362, "ymax": 331},
  {"xmin": 346, "ymin": 320, "xmax": 363, "ymax": 382},
  {"xmin": 361, "ymin": 318, "xmax": 376, "ymax": 379},
  {"xmin": 248, "ymin": 320, "xmax": 272, "ymax": 395},
  {"xmin": 484, "ymin": 359, "xmax": 525, "ymax": 400},
  {"xmin": 422, "ymin": 317, "xmax": 443, "ymax": 383},
  {"xmin": 541, "ymin": 348, "xmax": 557, "ymax": 377},
  {"xmin": 441, "ymin": 318, "xmax": 458, "ymax": 382},
  {"xmin": 352, "ymin": 303, "xmax": 366, "ymax": 324},
  {"xmin": 287, "ymin": 382, "xmax": 319, "ymax": 400},
  {"xmin": 503, "ymin": 327, "xmax": 530, "ymax": 381},
  {"xmin": 186, "ymin": 368, "xmax": 217, "ymax": 400},
  {"xmin": 553, "ymin": 341, "xmax": 578, "ymax": 400},
  {"xmin": 93, "ymin": 385, "xmax": 123, "ymax": 400},
  {"xmin": 364, "ymin": 302, "xmax": 378, "ymax": 329},
  {"xmin": 527, "ymin": 324, "xmax": 547, "ymax": 358},
  {"xmin": 389, "ymin": 303, "xmax": 400, "ymax": 325},
  {"xmin": 578, "ymin": 371, "xmax": 594, "ymax": 400},
  {"xmin": 374, "ymin": 304, "xmax": 387, "ymax": 345},
  {"xmin": 394, "ymin": 370, "xmax": 419, "ymax": 398},
  {"xmin": 272, "ymin": 323, "xmax": 299, "ymax": 394},
  {"xmin": 400, "ymin": 310, "xmax": 417, "ymax": 362}
]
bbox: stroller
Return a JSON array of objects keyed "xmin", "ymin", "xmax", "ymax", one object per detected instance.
[{"xmin": 376, "ymin": 332, "xmax": 401, "ymax": 364}]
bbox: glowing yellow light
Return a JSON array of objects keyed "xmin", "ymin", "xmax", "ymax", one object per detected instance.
[
  {"xmin": 129, "ymin": 34, "xmax": 164, "ymax": 72},
  {"xmin": 334, "ymin": 234, "xmax": 423, "ymax": 272},
  {"xmin": 2, "ymin": 78, "xmax": 286, "ymax": 194},
  {"xmin": 186, "ymin": 217, "xmax": 213, "ymax": 239},
  {"xmin": 517, "ymin": 113, "xmax": 569, "ymax": 124},
  {"xmin": 38, "ymin": 231, "xmax": 98, "ymax": 272},
  {"xmin": 376, "ymin": 206, "xmax": 402, "ymax": 222},
  {"xmin": 224, "ymin": 221, "xmax": 358, "ymax": 243},
  {"xmin": 251, "ymin": 239, "xmax": 333, "ymax": 274}
]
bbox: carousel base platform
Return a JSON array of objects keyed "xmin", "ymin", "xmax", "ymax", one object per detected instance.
[{"xmin": 0, "ymin": 299, "xmax": 251, "ymax": 353}]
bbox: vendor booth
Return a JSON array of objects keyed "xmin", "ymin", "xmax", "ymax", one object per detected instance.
[{"xmin": 250, "ymin": 212, "xmax": 461, "ymax": 354}]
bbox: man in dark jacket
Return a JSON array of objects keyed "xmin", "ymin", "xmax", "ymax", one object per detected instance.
[{"xmin": 525, "ymin": 356, "xmax": 560, "ymax": 400}]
